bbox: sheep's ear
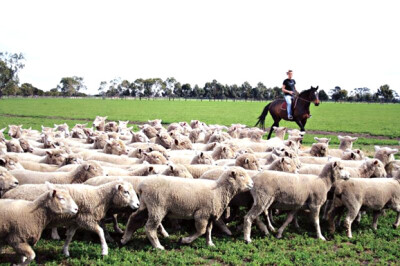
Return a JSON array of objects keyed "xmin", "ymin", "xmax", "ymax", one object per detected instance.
[
  {"xmin": 280, "ymin": 157, "xmax": 285, "ymax": 163},
  {"xmin": 156, "ymin": 133, "xmax": 160, "ymax": 138},
  {"xmin": 84, "ymin": 164, "xmax": 91, "ymax": 171},
  {"xmin": 52, "ymin": 190, "xmax": 57, "ymax": 198},
  {"xmin": 149, "ymin": 166, "xmax": 154, "ymax": 172},
  {"xmin": 223, "ymin": 147, "xmax": 227, "ymax": 152},
  {"xmin": 19, "ymin": 125, "xmax": 23, "ymax": 128},
  {"xmin": 333, "ymin": 161, "xmax": 338, "ymax": 167},
  {"xmin": 351, "ymin": 137, "xmax": 358, "ymax": 142},
  {"xmin": 0, "ymin": 158, "xmax": 6, "ymax": 166},
  {"xmin": 174, "ymin": 139, "xmax": 179, "ymax": 145},
  {"xmin": 230, "ymin": 170, "xmax": 237, "ymax": 179},
  {"xmin": 374, "ymin": 146, "xmax": 381, "ymax": 152},
  {"xmin": 117, "ymin": 184, "xmax": 123, "ymax": 191},
  {"xmin": 284, "ymin": 151, "xmax": 289, "ymax": 157},
  {"xmin": 314, "ymin": 137, "xmax": 319, "ymax": 141},
  {"xmin": 138, "ymin": 148, "xmax": 142, "ymax": 154},
  {"xmin": 46, "ymin": 151, "xmax": 52, "ymax": 156},
  {"xmin": 390, "ymin": 148, "xmax": 399, "ymax": 154},
  {"xmin": 374, "ymin": 160, "xmax": 379, "ymax": 165},
  {"xmin": 356, "ymin": 150, "xmax": 361, "ymax": 154},
  {"xmin": 245, "ymin": 158, "xmax": 249, "ymax": 164},
  {"xmin": 169, "ymin": 165, "xmax": 174, "ymax": 171},
  {"xmin": 338, "ymin": 135, "xmax": 344, "ymax": 141},
  {"xmin": 104, "ymin": 116, "xmax": 108, "ymax": 120},
  {"xmin": 350, "ymin": 153, "xmax": 356, "ymax": 159},
  {"xmin": 200, "ymin": 152, "xmax": 204, "ymax": 158}
]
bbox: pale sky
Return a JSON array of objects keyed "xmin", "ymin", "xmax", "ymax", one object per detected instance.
[{"xmin": 1, "ymin": 0, "xmax": 399, "ymax": 95}]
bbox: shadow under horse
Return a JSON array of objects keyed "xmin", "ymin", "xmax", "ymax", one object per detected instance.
[{"xmin": 255, "ymin": 86, "xmax": 320, "ymax": 139}]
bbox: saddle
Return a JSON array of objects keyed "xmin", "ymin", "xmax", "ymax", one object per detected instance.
[{"xmin": 280, "ymin": 97, "xmax": 297, "ymax": 111}]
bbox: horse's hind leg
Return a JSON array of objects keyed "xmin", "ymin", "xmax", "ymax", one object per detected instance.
[{"xmin": 267, "ymin": 121, "xmax": 279, "ymax": 140}]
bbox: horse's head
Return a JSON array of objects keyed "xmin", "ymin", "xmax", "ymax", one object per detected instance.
[{"xmin": 303, "ymin": 86, "xmax": 320, "ymax": 106}]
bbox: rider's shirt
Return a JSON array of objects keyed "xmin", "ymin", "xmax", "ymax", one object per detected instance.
[{"xmin": 283, "ymin": 79, "xmax": 296, "ymax": 96}]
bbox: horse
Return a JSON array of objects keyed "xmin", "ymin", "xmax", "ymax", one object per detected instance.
[{"xmin": 255, "ymin": 86, "xmax": 320, "ymax": 139}]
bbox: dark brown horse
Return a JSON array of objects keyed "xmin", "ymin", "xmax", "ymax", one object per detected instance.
[{"xmin": 255, "ymin": 86, "xmax": 320, "ymax": 139}]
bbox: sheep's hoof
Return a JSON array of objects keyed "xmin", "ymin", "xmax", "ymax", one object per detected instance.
[
  {"xmin": 244, "ymin": 239, "xmax": 252, "ymax": 244},
  {"xmin": 63, "ymin": 250, "xmax": 70, "ymax": 257},
  {"xmin": 318, "ymin": 236, "xmax": 326, "ymax": 241},
  {"xmin": 155, "ymin": 245, "xmax": 165, "ymax": 250},
  {"xmin": 207, "ymin": 242, "xmax": 215, "ymax": 247},
  {"xmin": 275, "ymin": 233, "xmax": 283, "ymax": 239},
  {"xmin": 393, "ymin": 224, "xmax": 399, "ymax": 229},
  {"xmin": 101, "ymin": 249, "xmax": 109, "ymax": 256}
]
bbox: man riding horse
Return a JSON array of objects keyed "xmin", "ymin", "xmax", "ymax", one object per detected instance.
[{"xmin": 255, "ymin": 69, "xmax": 320, "ymax": 139}]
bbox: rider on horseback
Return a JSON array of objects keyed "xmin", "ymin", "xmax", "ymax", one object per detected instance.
[{"xmin": 282, "ymin": 70, "xmax": 298, "ymax": 120}]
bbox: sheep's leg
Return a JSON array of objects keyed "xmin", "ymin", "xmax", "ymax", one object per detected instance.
[
  {"xmin": 158, "ymin": 223, "xmax": 169, "ymax": 238},
  {"xmin": 265, "ymin": 210, "xmax": 276, "ymax": 232},
  {"xmin": 214, "ymin": 218, "xmax": 232, "ymax": 236},
  {"xmin": 93, "ymin": 224, "xmax": 109, "ymax": 255},
  {"xmin": 51, "ymin": 227, "xmax": 61, "ymax": 240},
  {"xmin": 205, "ymin": 221, "xmax": 215, "ymax": 247},
  {"xmin": 10, "ymin": 242, "xmax": 35, "ymax": 265},
  {"xmin": 309, "ymin": 206, "xmax": 325, "ymax": 241},
  {"xmin": 145, "ymin": 214, "xmax": 165, "ymax": 250},
  {"xmin": 243, "ymin": 198, "xmax": 272, "ymax": 243},
  {"xmin": 344, "ymin": 204, "xmax": 361, "ymax": 238},
  {"xmin": 181, "ymin": 218, "xmax": 208, "ymax": 244},
  {"xmin": 121, "ymin": 208, "xmax": 148, "ymax": 245},
  {"xmin": 322, "ymin": 200, "xmax": 333, "ymax": 221},
  {"xmin": 393, "ymin": 212, "xmax": 400, "ymax": 228},
  {"xmin": 113, "ymin": 214, "xmax": 124, "ymax": 234},
  {"xmin": 62, "ymin": 226, "xmax": 78, "ymax": 257},
  {"xmin": 100, "ymin": 220, "xmax": 114, "ymax": 243},
  {"xmin": 372, "ymin": 210, "xmax": 383, "ymax": 230},
  {"xmin": 276, "ymin": 210, "xmax": 297, "ymax": 239},
  {"xmin": 292, "ymin": 215, "xmax": 300, "ymax": 229},
  {"xmin": 327, "ymin": 206, "xmax": 344, "ymax": 234},
  {"xmin": 255, "ymin": 216, "xmax": 270, "ymax": 236}
]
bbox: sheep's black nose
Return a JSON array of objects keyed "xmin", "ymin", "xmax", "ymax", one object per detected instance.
[{"xmin": 14, "ymin": 181, "xmax": 19, "ymax": 185}]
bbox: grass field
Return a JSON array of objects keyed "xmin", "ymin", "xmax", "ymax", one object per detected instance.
[{"xmin": 0, "ymin": 98, "xmax": 399, "ymax": 265}]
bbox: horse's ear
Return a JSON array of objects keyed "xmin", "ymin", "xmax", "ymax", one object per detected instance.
[{"xmin": 316, "ymin": 86, "xmax": 319, "ymax": 90}]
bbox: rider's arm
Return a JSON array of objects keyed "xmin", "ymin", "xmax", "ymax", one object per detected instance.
[{"xmin": 282, "ymin": 85, "xmax": 293, "ymax": 95}]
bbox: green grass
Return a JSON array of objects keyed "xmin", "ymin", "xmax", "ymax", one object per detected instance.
[
  {"xmin": 0, "ymin": 98, "xmax": 399, "ymax": 264},
  {"xmin": 0, "ymin": 98, "xmax": 399, "ymax": 138}
]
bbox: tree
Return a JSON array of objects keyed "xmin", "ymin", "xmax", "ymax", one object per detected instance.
[
  {"xmin": 375, "ymin": 84, "xmax": 394, "ymax": 102},
  {"xmin": 98, "ymin": 81, "xmax": 107, "ymax": 96},
  {"xmin": 240, "ymin": 81, "xmax": 252, "ymax": 99},
  {"xmin": 318, "ymin": 90, "xmax": 329, "ymax": 101},
  {"xmin": 0, "ymin": 52, "xmax": 25, "ymax": 98},
  {"xmin": 331, "ymin": 86, "xmax": 347, "ymax": 101},
  {"xmin": 351, "ymin": 87, "xmax": 370, "ymax": 101},
  {"xmin": 57, "ymin": 76, "xmax": 86, "ymax": 96},
  {"xmin": 181, "ymin": 83, "xmax": 192, "ymax": 98},
  {"xmin": 19, "ymin": 83, "xmax": 37, "ymax": 97},
  {"xmin": 272, "ymin": 86, "xmax": 282, "ymax": 98}
]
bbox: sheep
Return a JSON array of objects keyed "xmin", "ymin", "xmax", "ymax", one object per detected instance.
[
  {"xmin": 374, "ymin": 146, "xmax": 398, "ymax": 166},
  {"xmin": 3, "ymin": 181, "xmax": 139, "ymax": 257},
  {"xmin": 105, "ymin": 121, "xmax": 119, "ymax": 132},
  {"xmin": 142, "ymin": 151, "xmax": 169, "ymax": 165},
  {"xmin": 328, "ymin": 135, "xmax": 358, "ymax": 157},
  {"xmin": 190, "ymin": 152, "xmax": 214, "ymax": 165},
  {"xmin": 121, "ymin": 167, "xmax": 253, "ymax": 249},
  {"xmin": 9, "ymin": 149, "xmax": 69, "ymax": 166},
  {"xmin": 128, "ymin": 143, "xmax": 169, "ymax": 158},
  {"xmin": 287, "ymin": 129, "xmax": 306, "ymax": 138},
  {"xmin": 54, "ymin": 123, "xmax": 70, "ymax": 137},
  {"xmin": 189, "ymin": 128, "xmax": 203, "ymax": 143},
  {"xmin": 161, "ymin": 163, "xmax": 194, "ymax": 178},
  {"xmin": 180, "ymin": 164, "xmax": 221, "ymax": 179},
  {"xmin": 212, "ymin": 144, "xmax": 235, "ymax": 160},
  {"xmin": 130, "ymin": 130, "xmax": 150, "ymax": 143},
  {"xmin": 71, "ymin": 127, "xmax": 87, "ymax": 139},
  {"xmin": 300, "ymin": 143, "xmax": 329, "ymax": 157},
  {"xmin": 140, "ymin": 125, "xmax": 158, "ymax": 139},
  {"xmin": 314, "ymin": 137, "xmax": 331, "ymax": 144},
  {"xmin": 10, "ymin": 161, "xmax": 104, "ymax": 185},
  {"xmin": 299, "ymin": 159, "xmax": 386, "ymax": 178},
  {"xmin": 0, "ymin": 155, "xmax": 24, "ymax": 170},
  {"xmin": 243, "ymin": 161, "xmax": 350, "ymax": 242},
  {"xmin": 18, "ymin": 138, "xmax": 35, "ymax": 153},
  {"xmin": 235, "ymin": 153, "xmax": 260, "ymax": 170},
  {"xmin": 93, "ymin": 116, "xmax": 107, "ymax": 131},
  {"xmin": 5, "ymin": 138, "xmax": 24, "ymax": 153},
  {"xmin": 171, "ymin": 136, "xmax": 193, "ymax": 150},
  {"xmin": 147, "ymin": 119, "xmax": 163, "ymax": 130},
  {"xmin": 93, "ymin": 133, "xmax": 109, "ymax": 149},
  {"xmin": 327, "ymin": 171, "xmax": 400, "ymax": 238},
  {"xmin": 341, "ymin": 149, "xmax": 365, "ymax": 160},
  {"xmin": 0, "ymin": 184, "xmax": 78, "ymax": 265},
  {"xmin": 155, "ymin": 132, "xmax": 173, "ymax": 149},
  {"xmin": 386, "ymin": 161, "xmax": 400, "ymax": 177},
  {"xmin": 8, "ymin": 125, "xmax": 23, "ymax": 138},
  {"xmin": 0, "ymin": 166, "xmax": 19, "ymax": 197},
  {"xmin": 103, "ymin": 139, "xmax": 129, "ymax": 155}
]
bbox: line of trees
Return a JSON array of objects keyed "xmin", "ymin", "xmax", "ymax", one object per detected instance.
[{"xmin": 1, "ymin": 52, "xmax": 399, "ymax": 102}]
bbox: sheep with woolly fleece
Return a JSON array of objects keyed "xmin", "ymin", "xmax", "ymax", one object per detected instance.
[
  {"xmin": 385, "ymin": 161, "xmax": 400, "ymax": 177},
  {"xmin": 171, "ymin": 136, "xmax": 193, "ymax": 150},
  {"xmin": 243, "ymin": 161, "xmax": 350, "ymax": 242},
  {"xmin": 0, "ymin": 154, "xmax": 24, "ymax": 170},
  {"xmin": 299, "ymin": 159, "xmax": 386, "ymax": 178},
  {"xmin": 5, "ymin": 138, "xmax": 24, "ymax": 153},
  {"xmin": 139, "ymin": 125, "xmax": 158, "ymax": 139},
  {"xmin": 341, "ymin": 149, "xmax": 365, "ymax": 160},
  {"xmin": 8, "ymin": 125, "xmax": 23, "ymax": 138},
  {"xmin": 191, "ymin": 152, "xmax": 214, "ymax": 165},
  {"xmin": 10, "ymin": 161, "xmax": 103, "ymax": 185},
  {"xmin": 327, "ymin": 171, "xmax": 400, "ymax": 238},
  {"xmin": 20, "ymin": 154, "xmax": 82, "ymax": 172},
  {"xmin": 374, "ymin": 146, "xmax": 398, "ymax": 166},
  {"xmin": 212, "ymin": 144, "xmax": 235, "ymax": 160},
  {"xmin": 161, "ymin": 163, "xmax": 194, "ymax": 178},
  {"xmin": 103, "ymin": 139, "xmax": 129, "ymax": 155},
  {"xmin": 314, "ymin": 137, "xmax": 331, "ymax": 144},
  {"xmin": 300, "ymin": 143, "xmax": 329, "ymax": 157},
  {"xmin": 104, "ymin": 121, "xmax": 119, "ymax": 133},
  {"xmin": 3, "ymin": 181, "xmax": 138, "ymax": 257},
  {"xmin": 121, "ymin": 167, "xmax": 253, "ymax": 249},
  {"xmin": 93, "ymin": 116, "xmax": 107, "ymax": 131},
  {"xmin": 54, "ymin": 123, "xmax": 70, "ymax": 137},
  {"xmin": 155, "ymin": 131, "xmax": 173, "ymax": 149},
  {"xmin": 234, "ymin": 153, "xmax": 260, "ymax": 170},
  {"xmin": 0, "ymin": 166, "xmax": 19, "ymax": 197},
  {"xmin": 130, "ymin": 130, "xmax": 150, "ymax": 143},
  {"xmin": 327, "ymin": 135, "xmax": 358, "ymax": 157},
  {"xmin": 8, "ymin": 149, "xmax": 69, "ymax": 166},
  {"xmin": 18, "ymin": 138, "xmax": 35, "ymax": 153},
  {"xmin": 147, "ymin": 119, "xmax": 163, "ymax": 130},
  {"xmin": 0, "ymin": 184, "xmax": 78, "ymax": 265},
  {"xmin": 189, "ymin": 128, "xmax": 204, "ymax": 143}
]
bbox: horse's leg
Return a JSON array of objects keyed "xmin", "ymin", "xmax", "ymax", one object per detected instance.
[
  {"xmin": 294, "ymin": 120, "xmax": 305, "ymax": 132},
  {"xmin": 267, "ymin": 120, "xmax": 279, "ymax": 140}
]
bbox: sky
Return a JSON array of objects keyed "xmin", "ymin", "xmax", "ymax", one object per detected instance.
[{"xmin": 1, "ymin": 0, "xmax": 399, "ymax": 95}]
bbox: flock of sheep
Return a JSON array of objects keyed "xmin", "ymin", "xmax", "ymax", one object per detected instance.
[{"xmin": 0, "ymin": 116, "xmax": 399, "ymax": 265}]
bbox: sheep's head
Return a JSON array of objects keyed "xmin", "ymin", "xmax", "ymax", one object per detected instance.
[
  {"xmin": 385, "ymin": 161, "xmax": 400, "ymax": 178},
  {"xmin": 191, "ymin": 152, "xmax": 214, "ymax": 165},
  {"xmin": 146, "ymin": 145, "xmax": 169, "ymax": 159},
  {"xmin": 374, "ymin": 146, "xmax": 398, "ymax": 166},
  {"xmin": 310, "ymin": 143, "xmax": 328, "ymax": 157},
  {"xmin": 104, "ymin": 139, "xmax": 128, "ymax": 155},
  {"xmin": 130, "ymin": 131, "xmax": 149, "ymax": 143},
  {"xmin": 287, "ymin": 129, "xmax": 306, "ymax": 138},
  {"xmin": 155, "ymin": 132, "xmax": 173, "ymax": 149},
  {"xmin": 0, "ymin": 166, "xmax": 19, "ymax": 192},
  {"xmin": 130, "ymin": 165, "xmax": 156, "ymax": 176},
  {"xmin": 75, "ymin": 161, "xmax": 104, "ymax": 183},
  {"xmin": 172, "ymin": 137, "xmax": 193, "ymax": 150},
  {"xmin": 218, "ymin": 167, "xmax": 253, "ymax": 192},
  {"xmin": 341, "ymin": 149, "xmax": 364, "ymax": 161},
  {"xmin": 273, "ymin": 126, "xmax": 287, "ymax": 140},
  {"xmin": 368, "ymin": 159, "xmax": 387, "ymax": 178},
  {"xmin": 45, "ymin": 150, "xmax": 68, "ymax": 165},
  {"xmin": 65, "ymin": 154, "xmax": 83, "ymax": 165},
  {"xmin": 324, "ymin": 161, "xmax": 350, "ymax": 182},
  {"xmin": 235, "ymin": 148, "xmax": 255, "ymax": 158},
  {"xmin": 270, "ymin": 157, "xmax": 297, "ymax": 173},
  {"xmin": 5, "ymin": 138, "xmax": 23, "ymax": 153},
  {"xmin": 129, "ymin": 148, "xmax": 144, "ymax": 159},
  {"xmin": 93, "ymin": 116, "xmax": 107, "ymax": 130},
  {"xmin": 162, "ymin": 164, "xmax": 193, "ymax": 178},
  {"xmin": 118, "ymin": 120, "xmax": 129, "ymax": 129},
  {"xmin": 18, "ymin": 138, "xmax": 34, "ymax": 153},
  {"xmin": 8, "ymin": 125, "xmax": 23, "ymax": 138},
  {"xmin": 0, "ymin": 155, "xmax": 23, "ymax": 170},
  {"xmin": 93, "ymin": 133, "xmax": 108, "ymax": 149},
  {"xmin": 338, "ymin": 135, "xmax": 358, "ymax": 150},
  {"xmin": 54, "ymin": 123, "xmax": 70, "ymax": 137},
  {"xmin": 71, "ymin": 128, "xmax": 86, "ymax": 139},
  {"xmin": 236, "ymin": 153, "xmax": 259, "ymax": 170},
  {"xmin": 45, "ymin": 183, "xmax": 78, "ymax": 215},
  {"xmin": 314, "ymin": 137, "xmax": 330, "ymax": 144},
  {"xmin": 212, "ymin": 145, "xmax": 235, "ymax": 160},
  {"xmin": 147, "ymin": 119, "xmax": 162, "ymax": 130},
  {"xmin": 189, "ymin": 128, "xmax": 202, "ymax": 143},
  {"xmin": 143, "ymin": 151, "xmax": 168, "ymax": 165},
  {"xmin": 112, "ymin": 181, "xmax": 139, "ymax": 210}
]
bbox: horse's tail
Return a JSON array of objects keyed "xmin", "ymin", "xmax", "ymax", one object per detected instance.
[{"xmin": 255, "ymin": 102, "xmax": 271, "ymax": 130}]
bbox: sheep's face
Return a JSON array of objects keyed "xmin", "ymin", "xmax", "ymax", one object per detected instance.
[
  {"xmin": 282, "ymin": 150, "xmax": 301, "ymax": 169},
  {"xmin": 93, "ymin": 116, "xmax": 107, "ymax": 130},
  {"xmin": 311, "ymin": 143, "xmax": 328, "ymax": 157},
  {"xmin": 156, "ymin": 132, "xmax": 173, "ymax": 149},
  {"xmin": 147, "ymin": 119, "xmax": 162, "ymax": 130},
  {"xmin": 112, "ymin": 182, "xmax": 140, "ymax": 210},
  {"xmin": 278, "ymin": 157, "xmax": 298, "ymax": 173},
  {"xmin": 105, "ymin": 122, "xmax": 119, "ymax": 133},
  {"xmin": 192, "ymin": 152, "xmax": 214, "ymax": 165},
  {"xmin": 142, "ymin": 166, "xmax": 156, "ymax": 176},
  {"xmin": 249, "ymin": 131, "xmax": 264, "ymax": 142},
  {"xmin": 338, "ymin": 135, "xmax": 358, "ymax": 150},
  {"xmin": 143, "ymin": 151, "xmax": 168, "ymax": 165},
  {"xmin": 0, "ymin": 167, "xmax": 19, "ymax": 191},
  {"xmin": 129, "ymin": 148, "xmax": 144, "ymax": 159},
  {"xmin": 18, "ymin": 138, "xmax": 34, "ymax": 153},
  {"xmin": 55, "ymin": 123, "xmax": 70, "ymax": 137},
  {"xmin": 46, "ymin": 150, "xmax": 67, "ymax": 165},
  {"xmin": 6, "ymin": 139, "xmax": 23, "ymax": 153},
  {"xmin": 79, "ymin": 162, "xmax": 104, "ymax": 182},
  {"xmin": 209, "ymin": 133, "xmax": 225, "ymax": 143},
  {"xmin": 104, "ymin": 140, "xmax": 128, "ymax": 155},
  {"xmin": 0, "ymin": 155, "xmax": 23, "ymax": 170},
  {"xmin": 172, "ymin": 138, "xmax": 193, "ymax": 150},
  {"xmin": 213, "ymin": 145, "xmax": 235, "ymax": 160},
  {"xmin": 330, "ymin": 161, "xmax": 350, "ymax": 181},
  {"xmin": 163, "ymin": 164, "xmax": 193, "ymax": 178},
  {"xmin": 341, "ymin": 149, "xmax": 364, "ymax": 161},
  {"xmin": 314, "ymin": 137, "xmax": 330, "ymax": 144},
  {"xmin": 367, "ymin": 159, "xmax": 387, "ymax": 177},
  {"xmin": 93, "ymin": 134, "xmax": 108, "ymax": 149},
  {"xmin": 236, "ymin": 154, "xmax": 259, "ymax": 170},
  {"xmin": 189, "ymin": 129, "xmax": 201, "ymax": 143},
  {"xmin": 190, "ymin": 120, "xmax": 201, "ymax": 129},
  {"xmin": 374, "ymin": 146, "xmax": 398, "ymax": 166},
  {"xmin": 82, "ymin": 127, "xmax": 94, "ymax": 138},
  {"xmin": 273, "ymin": 126, "xmax": 287, "ymax": 140},
  {"xmin": 222, "ymin": 167, "xmax": 253, "ymax": 192},
  {"xmin": 65, "ymin": 154, "xmax": 83, "ymax": 165},
  {"xmin": 47, "ymin": 189, "xmax": 79, "ymax": 215},
  {"xmin": 118, "ymin": 120, "xmax": 129, "ymax": 129},
  {"xmin": 131, "ymin": 131, "xmax": 149, "ymax": 143},
  {"xmin": 8, "ymin": 125, "xmax": 22, "ymax": 138},
  {"xmin": 72, "ymin": 128, "xmax": 86, "ymax": 139}
]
